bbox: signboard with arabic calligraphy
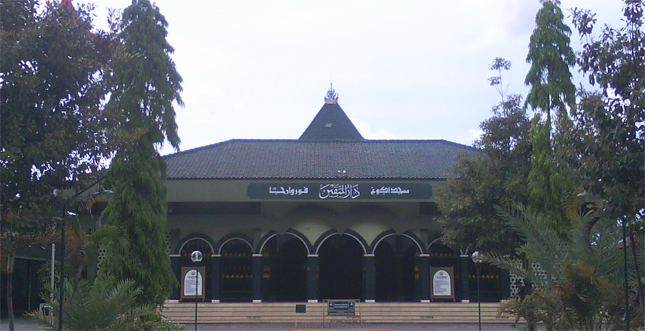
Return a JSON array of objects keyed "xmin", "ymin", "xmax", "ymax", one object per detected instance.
[{"xmin": 247, "ymin": 183, "xmax": 432, "ymax": 200}]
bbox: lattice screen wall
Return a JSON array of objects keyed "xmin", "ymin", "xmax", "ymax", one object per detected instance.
[
  {"xmin": 97, "ymin": 231, "xmax": 172, "ymax": 271},
  {"xmin": 510, "ymin": 262, "xmax": 547, "ymax": 297}
]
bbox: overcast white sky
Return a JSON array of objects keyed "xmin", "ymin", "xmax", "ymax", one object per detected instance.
[{"xmin": 83, "ymin": 0, "xmax": 625, "ymax": 155}]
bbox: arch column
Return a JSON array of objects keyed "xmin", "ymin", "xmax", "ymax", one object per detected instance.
[
  {"xmin": 500, "ymin": 268, "xmax": 510, "ymax": 299},
  {"xmin": 364, "ymin": 254, "xmax": 376, "ymax": 303},
  {"xmin": 210, "ymin": 255, "xmax": 221, "ymax": 302},
  {"xmin": 252, "ymin": 254, "xmax": 263, "ymax": 303},
  {"xmin": 307, "ymin": 254, "xmax": 319, "ymax": 302},
  {"xmin": 418, "ymin": 254, "xmax": 430, "ymax": 302},
  {"xmin": 169, "ymin": 255, "xmax": 181, "ymax": 301},
  {"xmin": 459, "ymin": 254, "xmax": 471, "ymax": 302}
]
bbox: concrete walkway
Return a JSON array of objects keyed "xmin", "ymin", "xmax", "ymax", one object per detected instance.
[
  {"xmin": 181, "ymin": 323, "xmax": 537, "ymax": 330},
  {"xmin": 2, "ymin": 317, "xmax": 543, "ymax": 331}
]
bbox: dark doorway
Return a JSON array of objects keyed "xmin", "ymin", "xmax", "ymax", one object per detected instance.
[
  {"xmin": 318, "ymin": 234, "xmax": 363, "ymax": 300},
  {"xmin": 261, "ymin": 235, "xmax": 307, "ymax": 302},
  {"xmin": 375, "ymin": 235, "xmax": 418, "ymax": 302},
  {"xmin": 1, "ymin": 258, "xmax": 45, "ymax": 316},
  {"xmin": 219, "ymin": 239, "xmax": 253, "ymax": 302}
]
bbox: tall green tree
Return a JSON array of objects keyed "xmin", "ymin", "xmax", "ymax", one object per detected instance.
[
  {"xmin": 524, "ymin": 0, "xmax": 577, "ymax": 237},
  {"xmin": 101, "ymin": 0, "xmax": 183, "ymax": 307},
  {"xmin": 572, "ymin": 0, "xmax": 645, "ymax": 316},
  {"xmin": 571, "ymin": 0, "xmax": 644, "ymax": 225},
  {"xmin": 1, "ymin": 1, "xmax": 114, "ymax": 328},
  {"xmin": 525, "ymin": 116, "xmax": 576, "ymax": 237},
  {"xmin": 524, "ymin": 0, "xmax": 576, "ymax": 124}
]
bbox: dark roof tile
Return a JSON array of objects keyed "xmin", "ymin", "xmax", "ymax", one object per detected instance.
[
  {"xmin": 164, "ymin": 139, "xmax": 476, "ymax": 180},
  {"xmin": 299, "ymin": 103, "xmax": 364, "ymax": 141}
]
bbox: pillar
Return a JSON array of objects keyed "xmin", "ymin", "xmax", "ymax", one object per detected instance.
[
  {"xmin": 210, "ymin": 255, "xmax": 221, "ymax": 302},
  {"xmin": 419, "ymin": 254, "xmax": 430, "ymax": 302},
  {"xmin": 169, "ymin": 255, "xmax": 182, "ymax": 300},
  {"xmin": 252, "ymin": 254, "xmax": 262, "ymax": 303},
  {"xmin": 500, "ymin": 268, "xmax": 510, "ymax": 300},
  {"xmin": 364, "ymin": 254, "xmax": 376, "ymax": 303},
  {"xmin": 459, "ymin": 254, "xmax": 470, "ymax": 302},
  {"xmin": 306, "ymin": 254, "xmax": 319, "ymax": 303}
]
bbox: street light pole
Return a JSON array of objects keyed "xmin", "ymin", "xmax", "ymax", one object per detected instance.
[
  {"xmin": 54, "ymin": 176, "xmax": 108, "ymax": 331},
  {"xmin": 57, "ymin": 210, "xmax": 78, "ymax": 331},
  {"xmin": 622, "ymin": 219, "xmax": 630, "ymax": 331},
  {"xmin": 472, "ymin": 251, "xmax": 483, "ymax": 331},
  {"xmin": 191, "ymin": 250, "xmax": 203, "ymax": 331},
  {"xmin": 50, "ymin": 243, "xmax": 55, "ymax": 302},
  {"xmin": 57, "ymin": 205, "xmax": 67, "ymax": 331}
]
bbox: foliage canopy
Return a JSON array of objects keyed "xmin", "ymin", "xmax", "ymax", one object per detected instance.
[
  {"xmin": 437, "ymin": 94, "xmax": 531, "ymax": 255},
  {"xmin": 101, "ymin": 0, "xmax": 183, "ymax": 307}
]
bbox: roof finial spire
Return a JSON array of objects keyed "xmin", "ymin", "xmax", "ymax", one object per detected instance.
[{"xmin": 324, "ymin": 83, "xmax": 338, "ymax": 104}]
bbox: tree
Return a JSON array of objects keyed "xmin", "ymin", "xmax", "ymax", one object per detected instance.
[
  {"xmin": 28, "ymin": 273, "xmax": 156, "ymax": 331},
  {"xmin": 1, "ymin": 0, "xmax": 114, "ymax": 203},
  {"xmin": 0, "ymin": 1, "xmax": 114, "ymax": 328},
  {"xmin": 571, "ymin": 0, "xmax": 645, "ymax": 318},
  {"xmin": 437, "ymin": 59, "xmax": 532, "ymax": 255},
  {"xmin": 524, "ymin": 0, "xmax": 576, "ymax": 124},
  {"xmin": 571, "ymin": 0, "xmax": 644, "ymax": 227},
  {"xmin": 488, "ymin": 57, "xmax": 512, "ymax": 102},
  {"xmin": 524, "ymin": 0, "xmax": 578, "ymax": 238},
  {"xmin": 34, "ymin": 216, "xmax": 125, "ymax": 284},
  {"xmin": 100, "ymin": 0, "xmax": 183, "ymax": 307},
  {"xmin": 102, "ymin": 147, "xmax": 178, "ymax": 307},
  {"xmin": 488, "ymin": 203, "xmax": 629, "ymax": 330},
  {"xmin": 436, "ymin": 94, "xmax": 532, "ymax": 255},
  {"xmin": 525, "ymin": 116, "xmax": 576, "ymax": 238}
]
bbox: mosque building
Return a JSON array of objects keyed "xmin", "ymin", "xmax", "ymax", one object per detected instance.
[{"xmin": 163, "ymin": 87, "xmax": 510, "ymax": 304}]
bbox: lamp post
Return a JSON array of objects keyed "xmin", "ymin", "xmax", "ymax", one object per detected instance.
[
  {"xmin": 57, "ymin": 209, "xmax": 76, "ymax": 331},
  {"xmin": 471, "ymin": 251, "xmax": 483, "ymax": 331},
  {"xmin": 621, "ymin": 218, "xmax": 630, "ymax": 331},
  {"xmin": 191, "ymin": 250, "xmax": 203, "ymax": 331},
  {"xmin": 54, "ymin": 177, "xmax": 108, "ymax": 331}
]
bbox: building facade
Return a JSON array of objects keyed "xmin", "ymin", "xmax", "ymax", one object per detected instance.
[{"xmin": 163, "ymin": 88, "xmax": 509, "ymax": 303}]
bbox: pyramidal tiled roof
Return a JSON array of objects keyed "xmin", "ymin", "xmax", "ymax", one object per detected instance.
[
  {"xmin": 299, "ymin": 86, "xmax": 364, "ymax": 141},
  {"xmin": 164, "ymin": 88, "xmax": 477, "ymax": 180}
]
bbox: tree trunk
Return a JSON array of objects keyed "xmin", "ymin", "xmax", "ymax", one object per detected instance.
[
  {"xmin": 629, "ymin": 232, "xmax": 644, "ymax": 313},
  {"xmin": 6, "ymin": 251, "xmax": 15, "ymax": 331}
]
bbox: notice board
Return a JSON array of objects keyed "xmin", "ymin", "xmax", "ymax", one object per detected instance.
[
  {"xmin": 430, "ymin": 267, "xmax": 455, "ymax": 301},
  {"xmin": 180, "ymin": 266, "xmax": 205, "ymax": 302}
]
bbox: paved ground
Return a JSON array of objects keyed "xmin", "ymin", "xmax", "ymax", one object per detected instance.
[
  {"xmin": 180, "ymin": 323, "xmax": 537, "ymax": 331},
  {"xmin": 2, "ymin": 317, "xmax": 543, "ymax": 331}
]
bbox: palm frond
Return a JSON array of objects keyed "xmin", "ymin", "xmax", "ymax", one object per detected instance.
[{"xmin": 28, "ymin": 273, "xmax": 158, "ymax": 330}]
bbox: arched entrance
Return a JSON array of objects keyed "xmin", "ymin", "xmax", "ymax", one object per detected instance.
[
  {"xmin": 220, "ymin": 239, "xmax": 253, "ymax": 302},
  {"xmin": 261, "ymin": 234, "xmax": 307, "ymax": 302},
  {"xmin": 318, "ymin": 234, "xmax": 363, "ymax": 300},
  {"xmin": 180, "ymin": 238, "xmax": 214, "ymax": 300},
  {"xmin": 375, "ymin": 235, "xmax": 419, "ymax": 302}
]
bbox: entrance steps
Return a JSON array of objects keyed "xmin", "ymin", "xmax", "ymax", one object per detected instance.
[{"xmin": 161, "ymin": 302, "xmax": 515, "ymax": 324}]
